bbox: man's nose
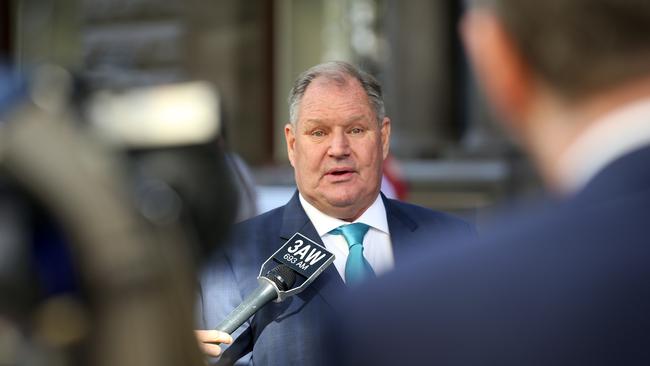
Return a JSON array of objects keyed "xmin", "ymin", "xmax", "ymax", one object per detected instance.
[{"xmin": 328, "ymin": 131, "xmax": 351, "ymax": 157}]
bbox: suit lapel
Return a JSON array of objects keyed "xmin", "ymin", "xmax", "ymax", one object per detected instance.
[
  {"xmin": 279, "ymin": 191, "xmax": 346, "ymax": 309},
  {"xmin": 382, "ymin": 193, "xmax": 418, "ymax": 265}
]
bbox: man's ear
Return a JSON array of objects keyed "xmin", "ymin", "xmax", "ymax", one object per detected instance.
[
  {"xmin": 380, "ymin": 117, "xmax": 391, "ymax": 160},
  {"xmin": 460, "ymin": 9, "xmax": 533, "ymax": 127},
  {"xmin": 284, "ymin": 123, "xmax": 296, "ymax": 167}
]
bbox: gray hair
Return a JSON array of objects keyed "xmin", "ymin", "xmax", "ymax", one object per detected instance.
[
  {"xmin": 470, "ymin": 0, "xmax": 650, "ymax": 99},
  {"xmin": 287, "ymin": 61, "xmax": 385, "ymax": 125}
]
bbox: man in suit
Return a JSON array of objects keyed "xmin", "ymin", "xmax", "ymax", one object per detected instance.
[
  {"xmin": 338, "ymin": 0, "xmax": 650, "ymax": 365},
  {"xmin": 194, "ymin": 61, "xmax": 473, "ymax": 365}
]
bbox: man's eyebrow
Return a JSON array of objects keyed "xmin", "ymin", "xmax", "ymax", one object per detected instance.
[{"xmin": 301, "ymin": 119, "xmax": 326, "ymax": 130}]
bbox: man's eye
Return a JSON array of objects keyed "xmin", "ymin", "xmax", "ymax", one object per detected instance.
[
  {"xmin": 311, "ymin": 130, "xmax": 325, "ymax": 137},
  {"xmin": 350, "ymin": 127, "xmax": 364, "ymax": 134}
]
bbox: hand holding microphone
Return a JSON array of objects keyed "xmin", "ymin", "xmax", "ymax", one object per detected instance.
[
  {"xmin": 195, "ymin": 330, "xmax": 233, "ymax": 357},
  {"xmin": 196, "ymin": 233, "xmax": 335, "ymax": 357},
  {"xmin": 194, "ymin": 264, "xmax": 295, "ymax": 357}
]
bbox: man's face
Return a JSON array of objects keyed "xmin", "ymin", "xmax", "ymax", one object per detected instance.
[{"xmin": 285, "ymin": 76, "xmax": 390, "ymax": 221}]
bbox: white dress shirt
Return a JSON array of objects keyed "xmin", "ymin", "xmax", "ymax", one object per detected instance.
[
  {"xmin": 556, "ymin": 97, "xmax": 650, "ymax": 194},
  {"xmin": 299, "ymin": 193, "xmax": 394, "ymax": 283}
]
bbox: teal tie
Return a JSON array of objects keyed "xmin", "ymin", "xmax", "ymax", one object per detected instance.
[{"xmin": 330, "ymin": 223, "xmax": 375, "ymax": 285}]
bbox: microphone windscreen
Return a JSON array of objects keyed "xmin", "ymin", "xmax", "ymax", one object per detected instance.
[{"xmin": 264, "ymin": 265, "xmax": 297, "ymax": 291}]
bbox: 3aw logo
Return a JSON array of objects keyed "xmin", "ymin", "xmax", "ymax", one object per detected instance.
[{"xmin": 273, "ymin": 233, "xmax": 334, "ymax": 278}]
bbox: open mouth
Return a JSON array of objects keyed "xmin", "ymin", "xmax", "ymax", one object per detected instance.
[
  {"xmin": 325, "ymin": 168, "xmax": 355, "ymax": 180},
  {"xmin": 325, "ymin": 168, "xmax": 356, "ymax": 183},
  {"xmin": 330, "ymin": 169, "xmax": 352, "ymax": 176}
]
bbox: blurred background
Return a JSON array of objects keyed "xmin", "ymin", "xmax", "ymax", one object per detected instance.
[{"xmin": 1, "ymin": 0, "xmax": 543, "ymax": 223}]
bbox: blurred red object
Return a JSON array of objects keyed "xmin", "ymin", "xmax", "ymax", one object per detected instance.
[{"xmin": 382, "ymin": 154, "xmax": 409, "ymax": 201}]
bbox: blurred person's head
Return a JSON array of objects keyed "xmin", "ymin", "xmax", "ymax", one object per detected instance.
[
  {"xmin": 285, "ymin": 61, "xmax": 390, "ymax": 221},
  {"xmin": 461, "ymin": 0, "xmax": 650, "ymax": 188}
]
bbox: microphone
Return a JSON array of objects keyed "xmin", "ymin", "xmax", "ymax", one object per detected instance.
[
  {"xmin": 215, "ymin": 233, "xmax": 335, "ymax": 334},
  {"xmin": 215, "ymin": 265, "xmax": 296, "ymax": 334}
]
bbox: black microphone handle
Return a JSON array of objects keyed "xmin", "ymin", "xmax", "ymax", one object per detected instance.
[{"xmin": 215, "ymin": 278, "xmax": 278, "ymax": 334}]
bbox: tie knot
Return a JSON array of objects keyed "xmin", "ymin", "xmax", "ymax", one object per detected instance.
[{"xmin": 330, "ymin": 223, "xmax": 370, "ymax": 249}]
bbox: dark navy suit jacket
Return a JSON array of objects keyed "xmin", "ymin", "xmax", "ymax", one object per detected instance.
[
  {"xmin": 339, "ymin": 145, "xmax": 650, "ymax": 366},
  {"xmin": 198, "ymin": 191, "xmax": 473, "ymax": 366}
]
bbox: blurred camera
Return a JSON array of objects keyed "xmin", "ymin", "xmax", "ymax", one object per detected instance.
[{"xmin": 0, "ymin": 64, "xmax": 237, "ymax": 366}]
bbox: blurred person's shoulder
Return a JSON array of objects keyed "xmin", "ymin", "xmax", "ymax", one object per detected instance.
[{"xmin": 338, "ymin": 193, "xmax": 650, "ymax": 365}]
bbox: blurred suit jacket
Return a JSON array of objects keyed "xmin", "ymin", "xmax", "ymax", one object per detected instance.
[
  {"xmin": 338, "ymin": 145, "xmax": 650, "ymax": 366},
  {"xmin": 198, "ymin": 191, "xmax": 473, "ymax": 366}
]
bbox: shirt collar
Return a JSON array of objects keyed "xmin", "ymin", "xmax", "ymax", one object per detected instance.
[
  {"xmin": 556, "ymin": 97, "xmax": 650, "ymax": 194},
  {"xmin": 299, "ymin": 192, "xmax": 389, "ymax": 237}
]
